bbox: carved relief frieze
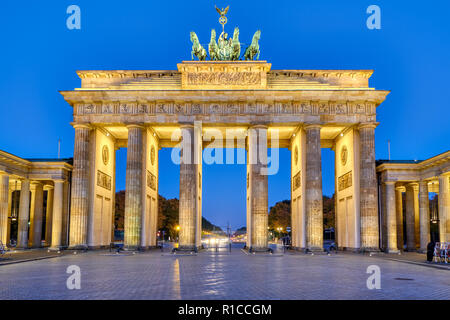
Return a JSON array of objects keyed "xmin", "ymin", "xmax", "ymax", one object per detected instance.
[
  {"xmin": 137, "ymin": 103, "xmax": 148, "ymax": 114},
  {"xmin": 246, "ymin": 103, "xmax": 257, "ymax": 114},
  {"xmin": 97, "ymin": 170, "xmax": 112, "ymax": 190},
  {"xmin": 84, "ymin": 103, "xmax": 96, "ymax": 114},
  {"xmin": 102, "ymin": 103, "xmax": 114, "ymax": 114},
  {"xmin": 319, "ymin": 102, "xmax": 329, "ymax": 114},
  {"xmin": 280, "ymin": 103, "xmax": 292, "ymax": 114},
  {"xmin": 225, "ymin": 103, "xmax": 240, "ymax": 114},
  {"xmin": 191, "ymin": 104, "xmax": 202, "ymax": 114},
  {"xmin": 174, "ymin": 103, "xmax": 184, "ymax": 114},
  {"xmin": 338, "ymin": 171, "xmax": 352, "ymax": 191},
  {"xmin": 147, "ymin": 170, "xmax": 157, "ymax": 191},
  {"xmin": 335, "ymin": 102, "xmax": 347, "ymax": 114},
  {"xmin": 186, "ymin": 72, "xmax": 261, "ymax": 86},
  {"xmin": 77, "ymin": 100, "xmax": 376, "ymax": 117},
  {"xmin": 210, "ymin": 104, "xmax": 222, "ymax": 114},
  {"xmin": 301, "ymin": 102, "xmax": 312, "ymax": 114},
  {"xmin": 293, "ymin": 171, "xmax": 301, "ymax": 191},
  {"xmin": 120, "ymin": 103, "xmax": 132, "ymax": 114},
  {"xmin": 354, "ymin": 102, "xmax": 366, "ymax": 114}
]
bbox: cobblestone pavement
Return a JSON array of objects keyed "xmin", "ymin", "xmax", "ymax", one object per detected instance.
[
  {"xmin": 0, "ymin": 245, "xmax": 448, "ymax": 300},
  {"xmin": 0, "ymin": 249, "xmax": 64, "ymax": 266}
]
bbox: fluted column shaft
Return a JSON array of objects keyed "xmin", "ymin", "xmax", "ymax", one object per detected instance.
[
  {"xmin": 124, "ymin": 125, "xmax": 144, "ymax": 249},
  {"xmin": 405, "ymin": 184, "xmax": 416, "ymax": 251},
  {"xmin": 69, "ymin": 124, "xmax": 91, "ymax": 248},
  {"xmin": 31, "ymin": 183, "xmax": 44, "ymax": 248},
  {"xmin": 438, "ymin": 174, "xmax": 450, "ymax": 242},
  {"xmin": 0, "ymin": 174, "xmax": 9, "ymax": 245},
  {"xmin": 359, "ymin": 124, "xmax": 379, "ymax": 251},
  {"xmin": 418, "ymin": 181, "xmax": 430, "ymax": 252},
  {"xmin": 305, "ymin": 125, "xmax": 323, "ymax": 251},
  {"xmin": 395, "ymin": 188, "xmax": 404, "ymax": 250},
  {"xmin": 17, "ymin": 179, "xmax": 30, "ymax": 249},
  {"xmin": 179, "ymin": 125, "xmax": 202, "ymax": 250},
  {"xmin": 385, "ymin": 182, "xmax": 398, "ymax": 253},
  {"xmin": 44, "ymin": 187, "xmax": 54, "ymax": 245},
  {"xmin": 61, "ymin": 181, "xmax": 70, "ymax": 247},
  {"xmin": 248, "ymin": 126, "xmax": 268, "ymax": 251},
  {"xmin": 51, "ymin": 180, "xmax": 64, "ymax": 249}
]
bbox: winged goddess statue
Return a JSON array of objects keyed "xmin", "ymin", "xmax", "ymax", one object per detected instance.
[
  {"xmin": 215, "ymin": 5, "xmax": 229, "ymax": 17},
  {"xmin": 215, "ymin": 5, "xmax": 229, "ymax": 35}
]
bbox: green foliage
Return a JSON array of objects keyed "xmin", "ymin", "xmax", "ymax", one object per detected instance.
[
  {"xmin": 268, "ymin": 195, "xmax": 336, "ymax": 231},
  {"xmin": 114, "ymin": 191, "xmax": 221, "ymax": 240}
]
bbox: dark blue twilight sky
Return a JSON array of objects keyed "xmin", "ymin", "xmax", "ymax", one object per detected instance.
[{"xmin": 0, "ymin": 1, "xmax": 449, "ymax": 229}]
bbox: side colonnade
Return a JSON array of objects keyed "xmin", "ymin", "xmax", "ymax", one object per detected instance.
[{"xmin": 0, "ymin": 151, "xmax": 71, "ymax": 250}]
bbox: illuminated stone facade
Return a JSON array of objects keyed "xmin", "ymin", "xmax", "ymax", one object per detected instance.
[
  {"xmin": 0, "ymin": 151, "xmax": 71, "ymax": 249},
  {"xmin": 377, "ymin": 151, "xmax": 450, "ymax": 252},
  {"xmin": 60, "ymin": 60, "xmax": 389, "ymax": 252}
]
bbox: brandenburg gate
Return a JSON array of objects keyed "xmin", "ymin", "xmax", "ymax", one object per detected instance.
[{"xmin": 60, "ymin": 60, "xmax": 389, "ymax": 252}]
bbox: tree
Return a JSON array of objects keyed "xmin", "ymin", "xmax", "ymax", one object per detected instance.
[
  {"xmin": 114, "ymin": 191, "xmax": 221, "ymax": 240},
  {"xmin": 268, "ymin": 195, "xmax": 336, "ymax": 232},
  {"xmin": 268, "ymin": 200, "xmax": 291, "ymax": 232}
]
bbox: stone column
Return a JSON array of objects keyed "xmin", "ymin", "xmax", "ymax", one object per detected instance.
[
  {"xmin": 359, "ymin": 123, "xmax": 379, "ymax": 251},
  {"xmin": 61, "ymin": 181, "xmax": 70, "ymax": 247},
  {"xmin": 438, "ymin": 173, "xmax": 450, "ymax": 242},
  {"xmin": 304, "ymin": 124, "xmax": 323, "ymax": 251},
  {"xmin": 6, "ymin": 187, "xmax": 12, "ymax": 245},
  {"xmin": 0, "ymin": 174, "xmax": 9, "ymax": 245},
  {"xmin": 69, "ymin": 124, "xmax": 91, "ymax": 249},
  {"xmin": 124, "ymin": 125, "xmax": 144, "ymax": 250},
  {"xmin": 17, "ymin": 179, "xmax": 31, "ymax": 249},
  {"xmin": 418, "ymin": 181, "xmax": 430, "ymax": 252},
  {"xmin": 179, "ymin": 125, "xmax": 202, "ymax": 251},
  {"xmin": 247, "ymin": 125, "xmax": 269, "ymax": 251},
  {"xmin": 30, "ymin": 182, "xmax": 44, "ymax": 248},
  {"xmin": 413, "ymin": 185, "xmax": 420, "ymax": 248},
  {"xmin": 405, "ymin": 184, "xmax": 416, "ymax": 251},
  {"xmin": 384, "ymin": 181, "xmax": 398, "ymax": 253},
  {"xmin": 44, "ymin": 186, "xmax": 54, "ymax": 246},
  {"xmin": 51, "ymin": 180, "xmax": 64, "ymax": 250},
  {"xmin": 395, "ymin": 187, "xmax": 404, "ymax": 250}
]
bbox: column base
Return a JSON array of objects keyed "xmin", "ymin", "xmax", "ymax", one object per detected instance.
[
  {"xmin": 175, "ymin": 245, "xmax": 201, "ymax": 252},
  {"xmin": 385, "ymin": 249, "xmax": 400, "ymax": 254},
  {"xmin": 123, "ymin": 245, "xmax": 142, "ymax": 252},
  {"xmin": 306, "ymin": 246, "xmax": 324, "ymax": 253},
  {"xmin": 358, "ymin": 247, "xmax": 381, "ymax": 253},
  {"xmin": 68, "ymin": 244, "xmax": 88, "ymax": 250},
  {"xmin": 249, "ymin": 246, "xmax": 271, "ymax": 253},
  {"xmin": 15, "ymin": 246, "xmax": 30, "ymax": 250},
  {"xmin": 337, "ymin": 247, "xmax": 360, "ymax": 253},
  {"xmin": 49, "ymin": 246, "xmax": 63, "ymax": 252}
]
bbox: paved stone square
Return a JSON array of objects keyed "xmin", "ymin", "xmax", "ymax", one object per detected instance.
[{"xmin": 0, "ymin": 246, "xmax": 448, "ymax": 300}]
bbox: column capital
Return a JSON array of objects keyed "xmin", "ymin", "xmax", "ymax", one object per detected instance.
[
  {"xmin": 43, "ymin": 184, "xmax": 54, "ymax": 191},
  {"xmin": 418, "ymin": 180, "xmax": 429, "ymax": 186},
  {"xmin": 358, "ymin": 122, "xmax": 379, "ymax": 130},
  {"xmin": 384, "ymin": 181, "xmax": 397, "ymax": 186},
  {"xmin": 72, "ymin": 123, "xmax": 92, "ymax": 130},
  {"xmin": 303, "ymin": 123, "xmax": 322, "ymax": 130},
  {"xmin": 406, "ymin": 182, "xmax": 419, "ymax": 188},
  {"xmin": 249, "ymin": 124, "xmax": 268, "ymax": 130},
  {"xmin": 438, "ymin": 171, "xmax": 450, "ymax": 178},
  {"xmin": 126, "ymin": 124, "xmax": 145, "ymax": 130},
  {"xmin": 179, "ymin": 123, "xmax": 195, "ymax": 129}
]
